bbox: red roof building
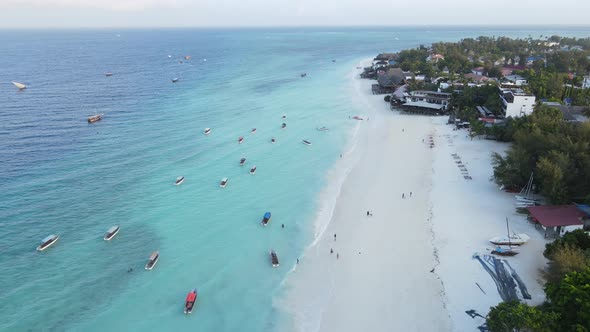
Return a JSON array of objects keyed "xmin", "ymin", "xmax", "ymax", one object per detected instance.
[{"xmin": 528, "ymin": 205, "xmax": 587, "ymax": 238}]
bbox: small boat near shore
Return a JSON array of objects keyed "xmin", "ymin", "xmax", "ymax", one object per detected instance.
[
  {"xmin": 301, "ymin": 73, "xmax": 307, "ymax": 78},
  {"xmin": 171, "ymin": 78, "xmax": 179, "ymax": 83},
  {"xmin": 282, "ymin": 114, "xmax": 286, "ymax": 119},
  {"xmin": 251, "ymin": 128, "xmax": 257, "ymax": 134},
  {"xmin": 281, "ymin": 123, "xmax": 287, "ymax": 129},
  {"xmin": 204, "ymin": 128, "xmax": 212, "ymax": 135},
  {"xmin": 271, "ymin": 137, "xmax": 276, "ymax": 143},
  {"xmin": 317, "ymin": 126, "xmax": 329, "ymax": 132},
  {"xmin": 184, "ymin": 289, "xmax": 197, "ymax": 314},
  {"xmin": 104, "ymin": 226, "xmax": 120, "ymax": 241},
  {"xmin": 261, "ymin": 212, "xmax": 271, "ymax": 226},
  {"xmin": 491, "ymin": 246, "xmax": 519, "ymax": 256},
  {"xmin": 37, "ymin": 234, "xmax": 59, "ymax": 251},
  {"xmin": 238, "ymin": 136, "xmax": 244, "ymax": 144},
  {"xmin": 250, "ymin": 165, "xmax": 257, "ymax": 174},
  {"xmin": 12, "ymin": 81, "xmax": 26, "ymax": 90},
  {"xmin": 88, "ymin": 114, "xmax": 103, "ymax": 123},
  {"xmin": 220, "ymin": 177, "xmax": 228, "ymax": 188},
  {"xmin": 145, "ymin": 251, "xmax": 160, "ymax": 270},
  {"xmin": 302, "ymin": 140, "xmax": 312, "ymax": 146},
  {"xmin": 240, "ymin": 158, "xmax": 246, "ymax": 166},
  {"xmin": 352, "ymin": 115, "xmax": 364, "ymax": 121},
  {"xmin": 175, "ymin": 176, "xmax": 185, "ymax": 185},
  {"xmin": 105, "ymin": 72, "xmax": 113, "ymax": 77},
  {"xmin": 270, "ymin": 250, "xmax": 279, "ymax": 267}
]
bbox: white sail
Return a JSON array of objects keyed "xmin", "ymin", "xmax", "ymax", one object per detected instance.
[{"xmin": 12, "ymin": 81, "xmax": 26, "ymax": 89}]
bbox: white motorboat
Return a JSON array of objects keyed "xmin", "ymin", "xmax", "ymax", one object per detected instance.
[
  {"xmin": 240, "ymin": 158, "xmax": 246, "ymax": 166},
  {"xmin": 104, "ymin": 226, "xmax": 120, "ymax": 241},
  {"xmin": 171, "ymin": 78, "xmax": 179, "ymax": 83},
  {"xmin": 251, "ymin": 128, "xmax": 257, "ymax": 134},
  {"xmin": 220, "ymin": 177, "xmax": 228, "ymax": 188},
  {"xmin": 175, "ymin": 176, "xmax": 185, "ymax": 186},
  {"xmin": 238, "ymin": 136, "xmax": 244, "ymax": 144},
  {"xmin": 105, "ymin": 72, "xmax": 113, "ymax": 77},
  {"xmin": 12, "ymin": 81, "xmax": 26, "ymax": 90},
  {"xmin": 317, "ymin": 126, "xmax": 329, "ymax": 131},
  {"xmin": 281, "ymin": 123, "xmax": 286, "ymax": 129},
  {"xmin": 250, "ymin": 165, "xmax": 257, "ymax": 174},
  {"xmin": 204, "ymin": 128, "xmax": 212, "ymax": 135},
  {"xmin": 37, "ymin": 234, "xmax": 59, "ymax": 251},
  {"xmin": 302, "ymin": 140, "xmax": 312, "ymax": 146},
  {"xmin": 145, "ymin": 251, "xmax": 160, "ymax": 270}
]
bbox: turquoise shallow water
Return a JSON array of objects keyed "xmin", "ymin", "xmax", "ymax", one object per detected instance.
[{"xmin": 1, "ymin": 27, "xmax": 589, "ymax": 331}]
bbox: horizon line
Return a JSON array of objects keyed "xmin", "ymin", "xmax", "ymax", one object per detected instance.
[{"xmin": 1, "ymin": 24, "xmax": 590, "ymax": 31}]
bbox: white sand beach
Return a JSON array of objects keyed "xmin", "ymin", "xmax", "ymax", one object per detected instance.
[{"xmin": 279, "ymin": 60, "xmax": 549, "ymax": 332}]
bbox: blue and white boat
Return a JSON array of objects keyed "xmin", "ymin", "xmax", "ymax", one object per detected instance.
[
  {"xmin": 37, "ymin": 234, "xmax": 59, "ymax": 251},
  {"xmin": 261, "ymin": 212, "xmax": 271, "ymax": 226}
]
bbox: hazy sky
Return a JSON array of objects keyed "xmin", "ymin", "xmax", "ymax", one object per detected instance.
[{"xmin": 1, "ymin": 0, "xmax": 589, "ymax": 28}]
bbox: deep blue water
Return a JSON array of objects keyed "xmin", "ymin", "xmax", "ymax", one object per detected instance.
[{"xmin": 1, "ymin": 26, "xmax": 589, "ymax": 331}]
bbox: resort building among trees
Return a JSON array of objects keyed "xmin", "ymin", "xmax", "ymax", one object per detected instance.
[{"xmin": 499, "ymin": 88, "xmax": 536, "ymax": 118}]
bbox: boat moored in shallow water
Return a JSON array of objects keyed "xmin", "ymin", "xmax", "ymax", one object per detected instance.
[
  {"xmin": 105, "ymin": 72, "xmax": 113, "ymax": 77},
  {"xmin": 145, "ymin": 251, "xmax": 160, "ymax": 270},
  {"xmin": 204, "ymin": 128, "xmax": 211, "ymax": 135},
  {"xmin": 240, "ymin": 158, "xmax": 246, "ymax": 166},
  {"xmin": 184, "ymin": 289, "xmax": 197, "ymax": 314},
  {"xmin": 220, "ymin": 177, "xmax": 228, "ymax": 188},
  {"xmin": 261, "ymin": 212, "xmax": 271, "ymax": 226},
  {"xmin": 302, "ymin": 140, "xmax": 312, "ymax": 146},
  {"xmin": 251, "ymin": 128, "xmax": 257, "ymax": 134},
  {"xmin": 175, "ymin": 176, "xmax": 185, "ymax": 186},
  {"xmin": 238, "ymin": 136, "xmax": 244, "ymax": 144},
  {"xmin": 250, "ymin": 165, "xmax": 257, "ymax": 174},
  {"xmin": 270, "ymin": 250, "xmax": 279, "ymax": 267},
  {"xmin": 281, "ymin": 123, "xmax": 286, "ymax": 129},
  {"xmin": 104, "ymin": 226, "xmax": 120, "ymax": 241},
  {"xmin": 317, "ymin": 126, "xmax": 329, "ymax": 132},
  {"xmin": 37, "ymin": 234, "xmax": 59, "ymax": 251},
  {"xmin": 271, "ymin": 137, "xmax": 276, "ymax": 143},
  {"xmin": 171, "ymin": 78, "xmax": 179, "ymax": 83}
]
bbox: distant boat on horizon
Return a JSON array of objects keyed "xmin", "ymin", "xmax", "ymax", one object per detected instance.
[
  {"xmin": 171, "ymin": 78, "xmax": 179, "ymax": 83},
  {"xmin": 12, "ymin": 81, "xmax": 26, "ymax": 90},
  {"xmin": 88, "ymin": 114, "xmax": 103, "ymax": 123}
]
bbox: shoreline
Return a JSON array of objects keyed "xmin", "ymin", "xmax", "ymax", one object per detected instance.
[
  {"xmin": 278, "ymin": 59, "xmax": 450, "ymax": 331},
  {"xmin": 278, "ymin": 60, "xmax": 550, "ymax": 332}
]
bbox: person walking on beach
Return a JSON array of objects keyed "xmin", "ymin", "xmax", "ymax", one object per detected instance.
[
  {"xmin": 281, "ymin": 224, "xmax": 284, "ymax": 228},
  {"xmin": 336, "ymin": 253, "xmax": 339, "ymax": 259},
  {"xmin": 330, "ymin": 248, "xmax": 333, "ymax": 254},
  {"xmin": 334, "ymin": 233, "xmax": 337, "ymax": 241},
  {"xmin": 367, "ymin": 211, "xmax": 370, "ymax": 216},
  {"xmin": 402, "ymin": 193, "xmax": 405, "ymax": 199},
  {"xmin": 410, "ymin": 192, "xmax": 412, "ymax": 197},
  {"xmin": 297, "ymin": 258, "xmax": 299, "ymax": 264}
]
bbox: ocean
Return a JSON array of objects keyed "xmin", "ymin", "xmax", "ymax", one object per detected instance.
[{"xmin": 1, "ymin": 26, "xmax": 589, "ymax": 331}]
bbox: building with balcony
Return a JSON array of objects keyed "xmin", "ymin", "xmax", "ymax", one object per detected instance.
[{"xmin": 499, "ymin": 88, "xmax": 536, "ymax": 118}]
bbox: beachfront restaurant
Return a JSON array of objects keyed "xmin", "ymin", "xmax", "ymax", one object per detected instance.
[
  {"xmin": 527, "ymin": 205, "xmax": 589, "ymax": 238},
  {"xmin": 397, "ymin": 90, "xmax": 451, "ymax": 115}
]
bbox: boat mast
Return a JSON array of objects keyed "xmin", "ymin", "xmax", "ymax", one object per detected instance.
[{"xmin": 506, "ymin": 217, "xmax": 511, "ymax": 247}]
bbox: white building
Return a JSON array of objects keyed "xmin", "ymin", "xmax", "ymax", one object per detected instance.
[
  {"xmin": 499, "ymin": 89, "xmax": 536, "ymax": 118},
  {"xmin": 504, "ymin": 74, "xmax": 528, "ymax": 86},
  {"xmin": 583, "ymin": 76, "xmax": 590, "ymax": 89}
]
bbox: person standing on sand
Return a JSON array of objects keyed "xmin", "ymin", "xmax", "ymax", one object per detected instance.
[
  {"xmin": 367, "ymin": 211, "xmax": 369, "ymax": 216},
  {"xmin": 336, "ymin": 253, "xmax": 339, "ymax": 259},
  {"xmin": 334, "ymin": 233, "xmax": 337, "ymax": 241},
  {"xmin": 410, "ymin": 192, "xmax": 412, "ymax": 197},
  {"xmin": 330, "ymin": 248, "xmax": 333, "ymax": 254},
  {"xmin": 402, "ymin": 193, "xmax": 405, "ymax": 199},
  {"xmin": 297, "ymin": 258, "xmax": 299, "ymax": 264}
]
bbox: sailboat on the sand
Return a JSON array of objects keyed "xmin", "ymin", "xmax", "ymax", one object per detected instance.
[{"xmin": 490, "ymin": 218, "xmax": 528, "ymax": 255}]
